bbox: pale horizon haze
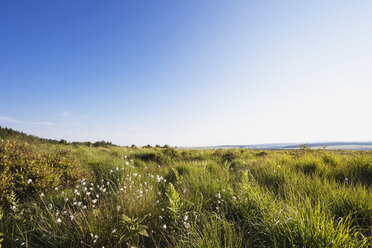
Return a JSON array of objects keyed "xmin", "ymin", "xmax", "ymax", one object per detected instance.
[{"xmin": 1, "ymin": 1, "xmax": 371, "ymax": 146}]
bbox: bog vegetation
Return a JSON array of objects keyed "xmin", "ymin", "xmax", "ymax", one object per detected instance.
[{"xmin": 0, "ymin": 127, "xmax": 371, "ymax": 247}]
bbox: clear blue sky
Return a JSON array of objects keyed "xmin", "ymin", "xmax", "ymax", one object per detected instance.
[{"xmin": 1, "ymin": 1, "xmax": 371, "ymax": 146}]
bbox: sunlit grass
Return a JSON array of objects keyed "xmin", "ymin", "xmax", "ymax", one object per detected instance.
[{"xmin": 0, "ymin": 142, "xmax": 371, "ymax": 247}]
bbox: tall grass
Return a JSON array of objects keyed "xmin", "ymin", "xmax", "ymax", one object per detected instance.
[{"xmin": 0, "ymin": 143, "xmax": 371, "ymax": 247}]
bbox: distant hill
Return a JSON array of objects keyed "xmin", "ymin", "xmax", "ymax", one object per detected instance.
[
  {"xmin": 0, "ymin": 125, "xmax": 59, "ymax": 144},
  {"xmin": 0, "ymin": 125, "xmax": 116, "ymax": 147},
  {"xmin": 212, "ymin": 142, "xmax": 372, "ymax": 151}
]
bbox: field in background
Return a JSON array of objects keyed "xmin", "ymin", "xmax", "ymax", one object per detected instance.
[{"xmin": 0, "ymin": 127, "xmax": 371, "ymax": 247}]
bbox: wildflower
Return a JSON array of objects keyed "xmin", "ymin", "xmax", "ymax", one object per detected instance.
[
  {"xmin": 273, "ymin": 170, "xmax": 276, "ymax": 173},
  {"xmin": 159, "ymin": 216, "xmax": 163, "ymax": 219},
  {"xmin": 56, "ymin": 218, "xmax": 62, "ymax": 223},
  {"xmin": 82, "ymin": 205, "xmax": 87, "ymax": 209},
  {"xmin": 92, "ymin": 199, "xmax": 98, "ymax": 204},
  {"xmin": 111, "ymin": 229, "xmax": 117, "ymax": 234},
  {"xmin": 278, "ymin": 164, "xmax": 281, "ymax": 168},
  {"xmin": 70, "ymin": 215, "xmax": 74, "ymax": 220},
  {"xmin": 64, "ymin": 198, "xmax": 69, "ymax": 202},
  {"xmin": 184, "ymin": 215, "xmax": 188, "ymax": 221},
  {"xmin": 117, "ymin": 205, "xmax": 121, "ymax": 211},
  {"xmin": 116, "ymin": 167, "xmax": 119, "ymax": 171},
  {"xmin": 125, "ymin": 161, "xmax": 129, "ymax": 165},
  {"xmin": 216, "ymin": 193, "xmax": 221, "ymax": 199},
  {"xmin": 162, "ymin": 224, "xmax": 167, "ymax": 229},
  {"xmin": 110, "ymin": 169, "xmax": 113, "ymax": 173},
  {"xmin": 27, "ymin": 179, "xmax": 32, "ymax": 184},
  {"xmin": 55, "ymin": 187, "xmax": 58, "ymax": 191},
  {"xmin": 40, "ymin": 193, "xmax": 44, "ymax": 197},
  {"xmin": 345, "ymin": 178, "xmax": 349, "ymax": 181},
  {"xmin": 183, "ymin": 221, "xmax": 190, "ymax": 229},
  {"xmin": 49, "ymin": 204, "xmax": 53, "ymax": 209},
  {"xmin": 133, "ymin": 173, "xmax": 137, "ymax": 177},
  {"xmin": 232, "ymin": 196, "xmax": 237, "ymax": 201}
]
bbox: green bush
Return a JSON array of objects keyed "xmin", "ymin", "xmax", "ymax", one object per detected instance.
[{"xmin": 0, "ymin": 140, "xmax": 85, "ymax": 206}]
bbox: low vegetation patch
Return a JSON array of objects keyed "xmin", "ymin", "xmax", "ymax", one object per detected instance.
[{"xmin": 0, "ymin": 139, "xmax": 85, "ymax": 206}]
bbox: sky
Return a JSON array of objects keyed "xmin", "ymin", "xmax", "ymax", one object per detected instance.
[{"xmin": 0, "ymin": 0, "xmax": 371, "ymax": 146}]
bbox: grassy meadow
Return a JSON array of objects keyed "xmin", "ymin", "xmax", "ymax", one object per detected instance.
[{"xmin": 0, "ymin": 129, "xmax": 371, "ymax": 247}]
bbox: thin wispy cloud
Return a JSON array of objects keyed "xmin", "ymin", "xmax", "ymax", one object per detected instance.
[
  {"xmin": 0, "ymin": 116, "xmax": 80, "ymax": 126},
  {"xmin": 61, "ymin": 111, "xmax": 71, "ymax": 117},
  {"xmin": 127, "ymin": 127, "xmax": 155, "ymax": 132}
]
